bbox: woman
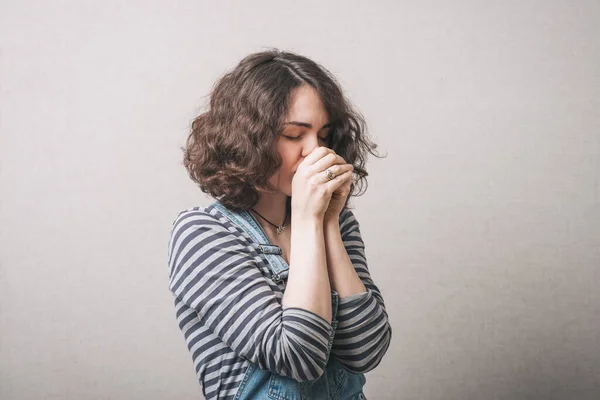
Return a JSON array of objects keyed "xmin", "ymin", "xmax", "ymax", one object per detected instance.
[{"xmin": 168, "ymin": 49, "xmax": 392, "ymax": 400}]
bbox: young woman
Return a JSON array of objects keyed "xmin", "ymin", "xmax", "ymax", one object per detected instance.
[{"xmin": 168, "ymin": 49, "xmax": 392, "ymax": 400}]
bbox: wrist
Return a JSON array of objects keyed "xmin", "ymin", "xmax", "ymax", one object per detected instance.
[{"xmin": 324, "ymin": 217, "xmax": 340, "ymax": 231}]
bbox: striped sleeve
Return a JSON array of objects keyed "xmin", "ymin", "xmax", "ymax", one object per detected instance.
[
  {"xmin": 167, "ymin": 208, "xmax": 333, "ymax": 382},
  {"xmin": 331, "ymin": 208, "xmax": 393, "ymax": 373}
]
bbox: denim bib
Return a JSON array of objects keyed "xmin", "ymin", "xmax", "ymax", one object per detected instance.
[{"xmin": 209, "ymin": 201, "xmax": 367, "ymax": 400}]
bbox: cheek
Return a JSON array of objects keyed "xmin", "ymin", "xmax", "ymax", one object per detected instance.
[{"xmin": 277, "ymin": 145, "xmax": 299, "ymax": 172}]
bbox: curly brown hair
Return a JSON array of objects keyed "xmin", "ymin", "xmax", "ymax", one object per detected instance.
[{"xmin": 182, "ymin": 48, "xmax": 386, "ymax": 212}]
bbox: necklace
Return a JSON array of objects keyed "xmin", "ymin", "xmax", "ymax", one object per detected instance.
[{"xmin": 249, "ymin": 206, "xmax": 288, "ymax": 235}]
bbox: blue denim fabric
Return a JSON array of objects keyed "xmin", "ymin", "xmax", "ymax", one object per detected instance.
[{"xmin": 210, "ymin": 201, "xmax": 367, "ymax": 400}]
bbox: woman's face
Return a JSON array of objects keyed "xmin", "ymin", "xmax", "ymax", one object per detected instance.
[{"xmin": 270, "ymin": 85, "xmax": 332, "ymax": 196}]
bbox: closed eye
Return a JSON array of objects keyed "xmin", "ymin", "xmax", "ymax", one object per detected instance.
[{"xmin": 284, "ymin": 135, "xmax": 329, "ymax": 142}]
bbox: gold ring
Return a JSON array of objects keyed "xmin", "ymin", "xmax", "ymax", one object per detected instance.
[{"xmin": 325, "ymin": 168, "xmax": 335, "ymax": 181}]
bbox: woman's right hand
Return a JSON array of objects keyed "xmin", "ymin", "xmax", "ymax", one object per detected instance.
[{"xmin": 291, "ymin": 147, "xmax": 355, "ymax": 221}]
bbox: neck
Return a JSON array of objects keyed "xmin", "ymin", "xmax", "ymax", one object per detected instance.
[{"xmin": 250, "ymin": 192, "xmax": 290, "ymax": 228}]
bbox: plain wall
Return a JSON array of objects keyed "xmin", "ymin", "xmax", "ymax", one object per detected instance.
[{"xmin": 1, "ymin": 1, "xmax": 598, "ymax": 399}]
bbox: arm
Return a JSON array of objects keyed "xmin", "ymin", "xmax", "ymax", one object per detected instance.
[
  {"xmin": 282, "ymin": 214, "xmax": 333, "ymax": 325},
  {"xmin": 168, "ymin": 209, "xmax": 332, "ymax": 382},
  {"xmin": 324, "ymin": 208, "xmax": 393, "ymax": 373}
]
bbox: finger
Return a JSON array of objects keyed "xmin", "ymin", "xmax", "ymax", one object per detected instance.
[
  {"xmin": 333, "ymin": 170, "xmax": 354, "ymax": 192},
  {"xmin": 299, "ymin": 147, "xmax": 332, "ymax": 170},
  {"xmin": 335, "ymin": 154, "xmax": 346, "ymax": 164},
  {"xmin": 311, "ymin": 152, "xmax": 339, "ymax": 174},
  {"xmin": 324, "ymin": 169, "xmax": 354, "ymax": 192},
  {"xmin": 318, "ymin": 164, "xmax": 354, "ymax": 185},
  {"xmin": 312, "ymin": 152, "xmax": 348, "ymax": 174},
  {"xmin": 326, "ymin": 154, "xmax": 346, "ymax": 166}
]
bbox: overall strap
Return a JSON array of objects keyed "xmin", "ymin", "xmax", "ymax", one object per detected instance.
[{"xmin": 209, "ymin": 201, "xmax": 290, "ymax": 281}]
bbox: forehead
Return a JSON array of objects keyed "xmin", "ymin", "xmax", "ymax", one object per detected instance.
[{"xmin": 285, "ymin": 86, "xmax": 328, "ymax": 122}]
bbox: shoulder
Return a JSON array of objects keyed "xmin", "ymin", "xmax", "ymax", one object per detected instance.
[
  {"xmin": 167, "ymin": 205, "xmax": 256, "ymax": 269},
  {"xmin": 169, "ymin": 204, "xmax": 245, "ymax": 246},
  {"xmin": 172, "ymin": 205, "xmax": 217, "ymax": 226},
  {"xmin": 171, "ymin": 204, "xmax": 234, "ymax": 231}
]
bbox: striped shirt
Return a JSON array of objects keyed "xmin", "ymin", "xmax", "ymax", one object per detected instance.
[{"xmin": 167, "ymin": 204, "xmax": 392, "ymax": 399}]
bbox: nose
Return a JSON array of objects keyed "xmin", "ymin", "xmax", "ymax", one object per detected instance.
[{"xmin": 302, "ymin": 134, "xmax": 321, "ymax": 156}]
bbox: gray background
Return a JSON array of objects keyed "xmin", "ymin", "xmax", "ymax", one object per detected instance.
[{"xmin": 1, "ymin": 1, "xmax": 598, "ymax": 399}]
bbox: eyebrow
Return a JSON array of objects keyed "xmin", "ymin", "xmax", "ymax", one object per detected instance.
[{"xmin": 283, "ymin": 121, "xmax": 332, "ymax": 130}]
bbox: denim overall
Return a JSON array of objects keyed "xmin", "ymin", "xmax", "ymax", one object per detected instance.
[{"xmin": 209, "ymin": 201, "xmax": 367, "ymax": 400}]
